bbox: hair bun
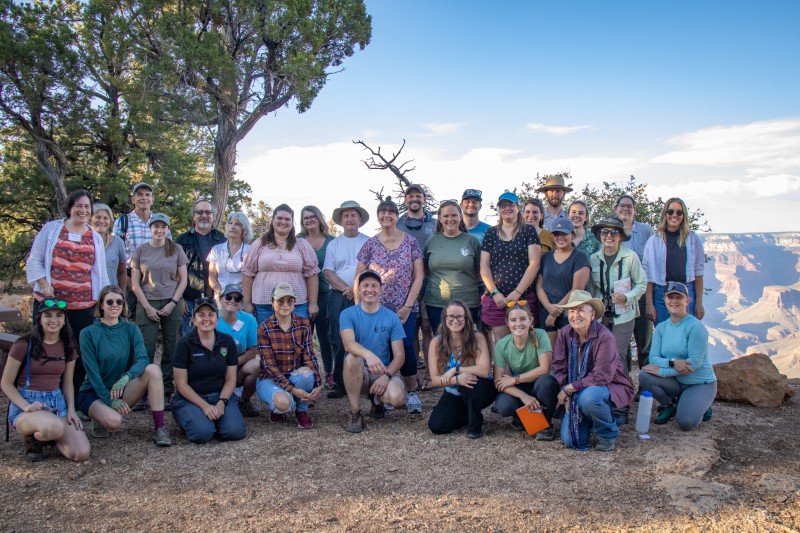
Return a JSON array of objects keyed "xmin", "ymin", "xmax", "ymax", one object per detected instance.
[{"xmin": 385, "ymin": 196, "xmax": 392, "ymax": 202}]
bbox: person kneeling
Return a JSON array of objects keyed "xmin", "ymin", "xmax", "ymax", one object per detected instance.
[
  {"xmin": 494, "ymin": 301, "xmax": 559, "ymax": 441},
  {"xmin": 171, "ymin": 298, "xmax": 246, "ymax": 444},
  {"xmin": 427, "ymin": 300, "xmax": 495, "ymax": 439},
  {"xmin": 255, "ymin": 283, "xmax": 323, "ymax": 429},
  {"xmin": 341, "ymin": 270, "xmax": 407, "ymax": 433}
]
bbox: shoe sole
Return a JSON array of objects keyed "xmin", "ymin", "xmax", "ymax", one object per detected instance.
[{"xmin": 153, "ymin": 440, "xmax": 172, "ymax": 447}]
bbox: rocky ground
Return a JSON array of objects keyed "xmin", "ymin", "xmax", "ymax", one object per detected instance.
[{"xmin": 1, "ymin": 379, "xmax": 798, "ymax": 532}]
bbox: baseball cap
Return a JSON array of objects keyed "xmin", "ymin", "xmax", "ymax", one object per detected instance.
[
  {"xmin": 665, "ymin": 281, "xmax": 689, "ymax": 297},
  {"xmin": 550, "ymin": 219, "xmax": 575, "ymax": 234},
  {"xmin": 498, "ymin": 191, "xmax": 519, "ymax": 205},
  {"xmin": 221, "ymin": 284, "xmax": 243, "ymax": 297},
  {"xmin": 193, "ymin": 297, "xmax": 218, "ymax": 315},
  {"xmin": 148, "ymin": 213, "xmax": 171, "ymax": 227},
  {"xmin": 272, "ymin": 282, "xmax": 296, "ymax": 300},
  {"xmin": 462, "ymin": 189, "xmax": 482, "ymax": 201},
  {"xmin": 358, "ymin": 270, "xmax": 382, "ymax": 285},
  {"xmin": 404, "ymin": 184, "xmax": 425, "ymax": 196},
  {"xmin": 132, "ymin": 182, "xmax": 153, "ymax": 194}
]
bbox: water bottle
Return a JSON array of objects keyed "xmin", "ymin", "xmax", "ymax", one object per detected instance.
[{"xmin": 635, "ymin": 391, "xmax": 654, "ymax": 435}]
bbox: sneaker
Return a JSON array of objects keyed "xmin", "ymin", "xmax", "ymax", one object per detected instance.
[
  {"xmin": 327, "ymin": 384, "xmax": 346, "ymax": 399},
  {"xmin": 654, "ymin": 404, "xmax": 676, "ymax": 425},
  {"xmin": 91, "ymin": 420, "xmax": 110, "ymax": 438},
  {"xmin": 511, "ymin": 415, "xmax": 524, "ymax": 432},
  {"xmin": 152, "ymin": 426, "xmax": 172, "ymax": 447},
  {"xmin": 384, "ymin": 403, "xmax": 395, "ymax": 411},
  {"xmin": 346, "ymin": 409, "xmax": 365, "ymax": 433},
  {"xmin": 595, "ymin": 437, "xmax": 616, "ymax": 452},
  {"xmin": 325, "ymin": 374, "xmax": 336, "ymax": 389},
  {"xmin": 132, "ymin": 398, "xmax": 148, "ymax": 412},
  {"xmin": 23, "ymin": 435, "xmax": 44, "ymax": 462},
  {"xmin": 296, "ymin": 411, "xmax": 314, "ymax": 429},
  {"xmin": 406, "ymin": 392, "xmax": 423, "ymax": 414},
  {"xmin": 703, "ymin": 406, "xmax": 713, "ymax": 422},
  {"xmin": 535, "ymin": 427, "xmax": 555, "ymax": 441},
  {"xmin": 239, "ymin": 399, "xmax": 259, "ymax": 418},
  {"xmin": 270, "ymin": 412, "xmax": 286, "ymax": 423},
  {"xmin": 370, "ymin": 399, "xmax": 386, "ymax": 420},
  {"xmin": 77, "ymin": 410, "xmax": 91, "ymax": 423},
  {"xmin": 466, "ymin": 428, "xmax": 484, "ymax": 439}
]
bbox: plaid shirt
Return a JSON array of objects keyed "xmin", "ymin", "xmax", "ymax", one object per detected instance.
[
  {"xmin": 113, "ymin": 210, "xmax": 172, "ymax": 266},
  {"xmin": 257, "ymin": 314, "xmax": 321, "ymax": 391}
]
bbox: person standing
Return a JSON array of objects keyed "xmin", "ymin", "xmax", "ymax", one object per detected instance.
[
  {"xmin": 322, "ymin": 201, "xmax": 370, "ymax": 398},
  {"xmin": 460, "ymin": 188, "xmax": 491, "ymax": 244},
  {"xmin": 176, "ymin": 199, "xmax": 226, "ymax": 335},
  {"xmin": 91, "ymin": 203, "xmax": 127, "ymax": 289},
  {"xmin": 537, "ymin": 175, "xmax": 572, "ymax": 231},
  {"xmin": 208, "ymin": 212, "xmax": 253, "ymax": 300},
  {"xmin": 569, "ymin": 200, "xmax": 601, "ymax": 256},
  {"xmin": 523, "ymin": 198, "xmax": 556, "ymax": 254}
]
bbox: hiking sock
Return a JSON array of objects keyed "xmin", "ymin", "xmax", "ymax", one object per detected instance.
[{"xmin": 152, "ymin": 410, "xmax": 165, "ymax": 429}]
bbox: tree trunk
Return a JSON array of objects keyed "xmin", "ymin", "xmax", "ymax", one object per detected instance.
[
  {"xmin": 211, "ymin": 102, "xmax": 238, "ymax": 226},
  {"xmin": 35, "ymin": 139, "xmax": 68, "ymax": 213}
]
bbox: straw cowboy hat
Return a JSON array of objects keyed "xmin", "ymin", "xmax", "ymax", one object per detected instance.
[
  {"xmin": 536, "ymin": 175, "xmax": 573, "ymax": 193},
  {"xmin": 332, "ymin": 200, "xmax": 369, "ymax": 227},
  {"xmin": 557, "ymin": 290, "xmax": 605, "ymax": 318}
]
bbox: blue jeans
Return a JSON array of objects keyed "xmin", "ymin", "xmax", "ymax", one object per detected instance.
[
  {"xmin": 254, "ymin": 303, "xmax": 308, "ymax": 326},
  {"xmin": 171, "ymin": 391, "xmax": 246, "ymax": 444},
  {"xmin": 560, "ymin": 385, "xmax": 620, "ymax": 449},
  {"xmin": 315, "ymin": 291, "xmax": 333, "ymax": 374},
  {"xmin": 653, "ymin": 283, "xmax": 696, "ymax": 326},
  {"xmin": 399, "ymin": 311, "xmax": 419, "ymax": 377},
  {"xmin": 327, "ymin": 290, "xmax": 354, "ymax": 385},
  {"xmin": 256, "ymin": 369, "xmax": 315, "ymax": 413},
  {"xmin": 181, "ymin": 299, "xmax": 195, "ymax": 336}
]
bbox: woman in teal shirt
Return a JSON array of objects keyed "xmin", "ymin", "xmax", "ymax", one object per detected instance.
[{"xmin": 639, "ymin": 281, "xmax": 716, "ymax": 430}]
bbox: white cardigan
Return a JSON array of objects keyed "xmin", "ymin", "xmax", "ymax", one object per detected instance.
[{"xmin": 27, "ymin": 219, "xmax": 110, "ymax": 301}]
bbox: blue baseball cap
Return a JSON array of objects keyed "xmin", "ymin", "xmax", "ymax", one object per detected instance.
[
  {"xmin": 497, "ymin": 192, "xmax": 519, "ymax": 205},
  {"xmin": 550, "ymin": 219, "xmax": 575, "ymax": 234}
]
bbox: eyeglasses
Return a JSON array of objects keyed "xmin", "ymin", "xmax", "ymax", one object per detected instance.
[
  {"xmin": 302, "ymin": 215, "xmax": 317, "ymax": 222},
  {"xmin": 41, "ymin": 299, "xmax": 67, "ymax": 310},
  {"xmin": 104, "ymin": 299, "xmax": 124, "ymax": 306},
  {"xmin": 445, "ymin": 314, "xmax": 465, "ymax": 323},
  {"xmin": 666, "ymin": 209, "xmax": 684, "ymax": 216},
  {"xmin": 223, "ymin": 294, "xmax": 243, "ymax": 303},
  {"xmin": 506, "ymin": 300, "xmax": 528, "ymax": 308},
  {"xmin": 616, "ymin": 203, "xmax": 634, "ymax": 210},
  {"xmin": 194, "ymin": 210, "xmax": 213, "ymax": 216},
  {"xmin": 275, "ymin": 298, "xmax": 296, "ymax": 307},
  {"xmin": 404, "ymin": 217, "xmax": 423, "ymax": 230},
  {"xmin": 498, "ymin": 203, "xmax": 517, "ymax": 211},
  {"xmin": 600, "ymin": 229, "xmax": 621, "ymax": 237},
  {"xmin": 463, "ymin": 189, "xmax": 482, "ymax": 199}
]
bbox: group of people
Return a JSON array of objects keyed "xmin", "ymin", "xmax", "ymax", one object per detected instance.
[{"xmin": 3, "ymin": 178, "xmax": 717, "ymax": 462}]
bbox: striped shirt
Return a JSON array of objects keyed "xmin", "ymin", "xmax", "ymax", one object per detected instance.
[
  {"xmin": 257, "ymin": 314, "xmax": 321, "ymax": 391},
  {"xmin": 48, "ymin": 227, "xmax": 95, "ymax": 309}
]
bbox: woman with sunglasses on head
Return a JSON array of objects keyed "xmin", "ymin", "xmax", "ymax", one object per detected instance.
[
  {"xmin": 643, "ymin": 198, "xmax": 705, "ymax": 325},
  {"xmin": 493, "ymin": 301, "xmax": 559, "ymax": 441},
  {"xmin": 480, "ymin": 192, "xmax": 541, "ymax": 341},
  {"xmin": 130, "ymin": 213, "xmax": 188, "ymax": 405},
  {"xmin": 298, "ymin": 205, "xmax": 336, "ymax": 389},
  {"xmin": 523, "ymin": 198, "xmax": 556, "ymax": 254},
  {"xmin": 208, "ymin": 212, "xmax": 253, "ymax": 300},
  {"xmin": 78, "ymin": 286, "xmax": 171, "ymax": 446},
  {"xmin": 639, "ymin": 281, "xmax": 715, "ymax": 429},
  {"xmin": 172, "ymin": 298, "xmax": 246, "ymax": 443},
  {"xmin": 427, "ymin": 300, "xmax": 494, "ymax": 439},
  {"xmin": 587, "ymin": 216, "xmax": 647, "ymax": 372},
  {"xmin": 2, "ymin": 299, "xmax": 90, "ymax": 462},
  {"xmin": 242, "ymin": 204, "xmax": 320, "ymax": 326},
  {"xmin": 355, "ymin": 197, "xmax": 425, "ymax": 414},
  {"xmin": 568, "ymin": 200, "xmax": 601, "ymax": 257},
  {"xmin": 27, "ymin": 189, "xmax": 109, "ymax": 395},
  {"xmin": 423, "ymin": 201, "xmax": 482, "ymax": 336}
]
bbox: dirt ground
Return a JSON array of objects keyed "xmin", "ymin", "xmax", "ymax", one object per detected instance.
[{"xmin": 1, "ymin": 377, "xmax": 798, "ymax": 533}]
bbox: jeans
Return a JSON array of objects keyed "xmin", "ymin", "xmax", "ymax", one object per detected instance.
[
  {"xmin": 136, "ymin": 298, "xmax": 183, "ymax": 396},
  {"xmin": 254, "ymin": 303, "xmax": 308, "ymax": 326},
  {"xmin": 315, "ymin": 291, "xmax": 333, "ymax": 375},
  {"xmin": 654, "ymin": 283, "xmax": 696, "ymax": 326},
  {"xmin": 171, "ymin": 391, "xmax": 246, "ymax": 444},
  {"xmin": 399, "ymin": 311, "xmax": 418, "ymax": 377},
  {"xmin": 428, "ymin": 378, "xmax": 496, "ymax": 435},
  {"xmin": 638, "ymin": 371, "xmax": 717, "ymax": 431},
  {"xmin": 327, "ymin": 291, "xmax": 355, "ymax": 386},
  {"xmin": 631, "ymin": 295, "xmax": 652, "ymax": 367},
  {"xmin": 495, "ymin": 374, "xmax": 560, "ymax": 423},
  {"xmin": 426, "ymin": 305, "xmax": 480, "ymax": 338},
  {"xmin": 256, "ymin": 369, "xmax": 315, "ymax": 413},
  {"xmin": 181, "ymin": 299, "xmax": 195, "ymax": 336},
  {"xmin": 560, "ymin": 385, "xmax": 620, "ymax": 449}
]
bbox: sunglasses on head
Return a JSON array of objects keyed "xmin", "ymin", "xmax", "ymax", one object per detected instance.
[
  {"xmin": 506, "ymin": 300, "xmax": 528, "ymax": 308},
  {"xmin": 463, "ymin": 189, "xmax": 482, "ymax": 199},
  {"xmin": 41, "ymin": 299, "xmax": 67, "ymax": 310},
  {"xmin": 194, "ymin": 297, "xmax": 217, "ymax": 308},
  {"xmin": 223, "ymin": 294, "xmax": 243, "ymax": 303},
  {"xmin": 104, "ymin": 298, "xmax": 124, "ymax": 306},
  {"xmin": 666, "ymin": 209, "xmax": 684, "ymax": 216},
  {"xmin": 666, "ymin": 281, "xmax": 688, "ymax": 293}
]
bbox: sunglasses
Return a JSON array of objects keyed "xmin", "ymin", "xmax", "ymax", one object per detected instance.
[
  {"xmin": 600, "ymin": 228, "xmax": 621, "ymax": 237},
  {"xmin": 404, "ymin": 217, "xmax": 423, "ymax": 230},
  {"xmin": 666, "ymin": 281, "xmax": 688, "ymax": 293},
  {"xmin": 194, "ymin": 210, "xmax": 213, "ymax": 216},
  {"xmin": 666, "ymin": 209, "xmax": 684, "ymax": 216},
  {"xmin": 444, "ymin": 314, "xmax": 466, "ymax": 323},
  {"xmin": 41, "ymin": 299, "xmax": 68, "ymax": 310},
  {"xmin": 506, "ymin": 300, "xmax": 528, "ymax": 308},
  {"xmin": 223, "ymin": 294, "xmax": 243, "ymax": 303},
  {"xmin": 104, "ymin": 298, "xmax": 125, "ymax": 306},
  {"xmin": 463, "ymin": 189, "xmax": 482, "ymax": 199}
]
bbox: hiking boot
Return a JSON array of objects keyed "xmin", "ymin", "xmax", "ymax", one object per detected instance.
[
  {"xmin": 466, "ymin": 428, "xmax": 484, "ymax": 439},
  {"xmin": 91, "ymin": 420, "xmax": 110, "ymax": 438},
  {"xmin": 595, "ymin": 437, "xmax": 616, "ymax": 452},
  {"xmin": 535, "ymin": 427, "xmax": 555, "ymax": 441},
  {"xmin": 23, "ymin": 435, "xmax": 44, "ymax": 462},
  {"xmin": 370, "ymin": 398, "xmax": 386, "ymax": 420},
  {"xmin": 703, "ymin": 406, "xmax": 713, "ymax": 422},
  {"xmin": 152, "ymin": 426, "xmax": 172, "ymax": 447},
  {"xmin": 405, "ymin": 392, "xmax": 422, "ymax": 414},
  {"xmin": 511, "ymin": 415, "xmax": 525, "ymax": 432},
  {"xmin": 270, "ymin": 412, "xmax": 286, "ymax": 423},
  {"xmin": 296, "ymin": 411, "xmax": 313, "ymax": 429},
  {"xmin": 325, "ymin": 374, "xmax": 336, "ymax": 389},
  {"xmin": 132, "ymin": 398, "xmax": 148, "ymax": 412},
  {"xmin": 654, "ymin": 404, "xmax": 676, "ymax": 425},
  {"xmin": 346, "ymin": 409, "xmax": 365, "ymax": 433},
  {"xmin": 327, "ymin": 384, "xmax": 346, "ymax": 399},
  {"xmin": 238, "ymin": 399, "xmax": 259, "ymax": 418}
]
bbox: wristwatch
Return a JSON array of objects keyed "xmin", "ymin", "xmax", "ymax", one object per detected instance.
[
  {"xmin": 668, "ymin": 359, "xmax": 675, "ymax": 368},
  {"xmin": 219, "ymin": 397, "xmax": 229, "ymax": 406},
  {"xmin": 514, "ymin": 375, "xmax": 521, "ymax": 385}
]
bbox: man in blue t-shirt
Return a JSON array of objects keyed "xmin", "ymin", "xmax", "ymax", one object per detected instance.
[
  {"xmin": 340, "ymin": 270, "xmax": 406, "ymax": 433},
  {"xmin": 461, "ymin": 188, "xmax": 492, "ymax": 244},
  {"xmin": 216, "ymin": 284, "xmax": 260, "ymax": 417}
]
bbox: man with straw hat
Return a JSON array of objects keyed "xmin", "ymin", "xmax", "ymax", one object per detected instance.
[{"xmin": 537, "ymin": 175, "xmax": 573, "ymax": 231}]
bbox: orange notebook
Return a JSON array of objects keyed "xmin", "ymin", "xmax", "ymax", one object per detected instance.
[{"xmin": 516, "ymin": 406, "xmax": 550, "ymax": 435}]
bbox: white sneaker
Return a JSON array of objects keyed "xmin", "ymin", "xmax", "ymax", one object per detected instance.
[{"xmin": 406, "ymin": 392, "xmax": 423, "ymax": 414}]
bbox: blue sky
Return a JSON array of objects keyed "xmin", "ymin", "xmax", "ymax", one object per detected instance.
[{"xmin": 237, "ymin": 1, "xmax": 800, "ymax": 233}]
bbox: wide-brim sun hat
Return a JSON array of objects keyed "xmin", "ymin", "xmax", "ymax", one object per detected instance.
[
  {"xmin": 536, "ymin": 175, "xmax": 573, "ymax": 193},
  {"xmin": 557, "ymin": 290, "xmax": 604, "ymax": 318},
  {"xmin": 591, "ymin": 215, "xmax": 631, "ymax": 242},
  {"xmin": 332, "ymin": 200, "xmax": 369, "ymax": 227}
]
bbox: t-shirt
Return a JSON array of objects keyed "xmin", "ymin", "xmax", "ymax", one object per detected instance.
[
  {"xmin": 480, "ymin": 224, "xmax": 540, "ymax": 296},
  {"xmin": 665, "ymin": 230, "xmax": 687, "ymax": 283},
  {"xmin": 130, "ymin": 242, "xmax": 189, "ymax": 300},
  {"xmin": 357, "ymin": 234, "xmax": 422, "ymax": 312},
  {"xmin": 8, "ymin": 340, "xmax": 77, "ymax": 391},
  {"xmin": 423, "ymin": 232, "xmax": 481, "ymax": 308},
  {"xmin": 172, "ymin": 330, "xmax": 239, "ymax": 395},
  {"xmin": 539, "ymin": 249, "xmax": 591, "ymax": 305},
  {"xmin": 302, "ymin": 235, "xmax": 334, "ymax": 293},
  {"xmin": 493, "ymin": 329, "xmax": 552, "ymax": 375},
  {"xmin": 322, "ymin": 233, "xmax": 370, "ymax": 287},
  {"xmin": 207, "ymin": 241, "xmax": 251, "ymax": 290},
  {"xmin": 467, "ymin": 221, "xmax": 492, "ymax": 245},
  {"xmin": 397, "ymin": 213, "xmax": 437, "ymax": 251},
  {"xmin": 216, "ymin": 311, "xmax": 259, "ymax": 355},
  {"xmin": 339, "ymin": 304, "xmax": 405, "ymax": 366},
  {"xmin": 104, "ymin": 236, "xmax": 127, "ymax": 287}
]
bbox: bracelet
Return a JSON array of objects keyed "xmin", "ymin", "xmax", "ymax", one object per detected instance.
[
  {"xmin": 454, "ymin": 374, "xmax": 459, "ymax": 386},
  {"xmin": 403, "ymin": 304, "xmax": 413, "ymax": 309},
  {"xmin": 561, "ymin": 385, "xmax": 571, "ymax": 396},
  {"xmin": 490, "ymin": 290, "xmax": 499, "ymax": 296},
  {"xmin": 384, "ymin": 371, "xmax": 392, "ymax": 380},
  {"xmin": 171, "ymin": 299, "xmax": 178, "ymax": 305},
  {"xmin": 219, "ymin": 397, "xmax": 229, "ymax": 406}
]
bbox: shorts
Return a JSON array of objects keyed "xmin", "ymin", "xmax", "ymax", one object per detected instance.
[
  {"xmin": 8, "ymin": 388, "xmax": 67, "ymax": 428},
  {"xmin": 77, "ymin": 388, "xmax": 102, "ymax": 416},
  {"xmin": 360, "ymin": 365, "xmax": 404, "ymax": 395},
  {"xmin": 480, "ymin": 291, "xmax": 538, "ymax": 328}
]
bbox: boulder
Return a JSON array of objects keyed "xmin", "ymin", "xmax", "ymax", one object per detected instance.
[{"xmin": 714, "ymin": 353, "xmax": 795, "ymax": 407}]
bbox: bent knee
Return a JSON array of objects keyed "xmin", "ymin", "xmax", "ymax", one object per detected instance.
[
  {"xmin": 188, "ymin": 430, "xmax": 215, "ymax": 444},
  {"xmin": 272, "ymin": 392, "xmax": 293, "ymax": 413},
  {"xmin": 144, "ymin": 364, "xmax": 162, "ymax": 379},
  {"xmin": 677, "ymin": 418, "xmax": 701, "ymax": 431}
]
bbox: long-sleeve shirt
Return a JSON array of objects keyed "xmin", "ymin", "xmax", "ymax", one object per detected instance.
[
  {"xmin": 257, "ymin": 314, "xmax": 321, "ymax": 391},
  {"xmin": 642, "ymin": 231, "xmax": 704, "ymax": 286},
  {"xmin": 649, "ymin": 314, "xmax": 716, "ymax": 384},
  {"xmin": 553, "ymin": 321, "xmax": 634, "ymax": 409},
  {"xmin": 588, "ymin": 246, "xmax": 647, "ymax": 325},
  {"xmin": 79, "ymin": 320, "xmax": 148, "ymax": 407}
]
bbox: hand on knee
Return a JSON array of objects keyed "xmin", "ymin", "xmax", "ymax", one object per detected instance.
[{"xmin": 272, "ymin": 391, "xmax": 293, "ymax": 413}]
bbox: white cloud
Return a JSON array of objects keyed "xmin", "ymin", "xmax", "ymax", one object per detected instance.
[
  {"xmin": 423, "ymin": 122, "xmax": 468, "ymax": 135},
  {"xmin": 525, "ymin": 123, "xmax": 592, "ymax": 135}
]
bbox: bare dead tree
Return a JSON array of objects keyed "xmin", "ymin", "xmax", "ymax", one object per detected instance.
[{"xmin": 353, "ymin": 139, "xmax": 437, "ymax": 213}]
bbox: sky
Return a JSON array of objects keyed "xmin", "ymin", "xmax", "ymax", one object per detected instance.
[{"xmin": 236, "ymin": 1, "xmax": 800, "ymax": 233}]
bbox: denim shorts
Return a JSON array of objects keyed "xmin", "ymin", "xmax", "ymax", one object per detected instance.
[{"xmin": 8, "ymin": 388, "xmax": 67, "ymax": 428}]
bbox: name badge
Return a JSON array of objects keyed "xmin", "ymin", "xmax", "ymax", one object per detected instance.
[
  {"xmin": 68, "ymin": 232, "xmax": 82, "ymax": 243},
  {"xmin": 233, "ymin": 320, "xmax": 244, "ymax": 332},
  {"xmin": 192, "ymin": 352, "xmax": 205, "ymax": 358}
]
